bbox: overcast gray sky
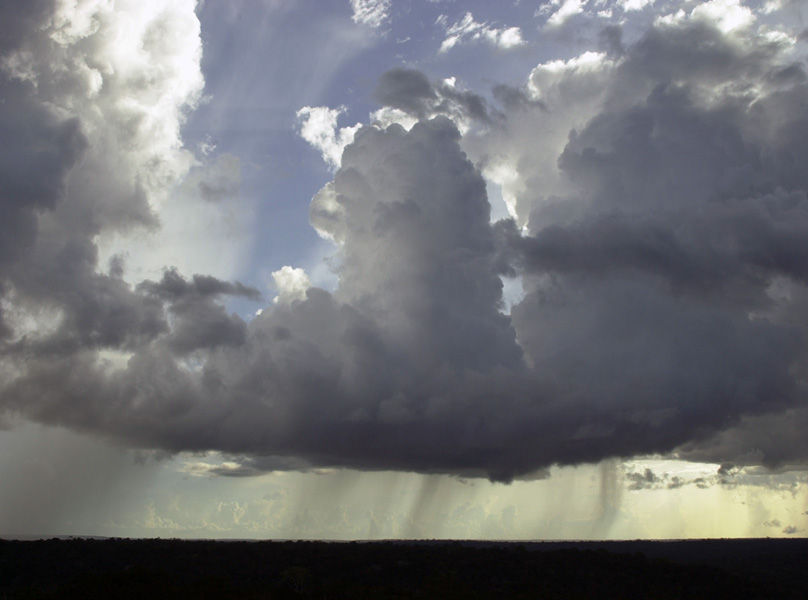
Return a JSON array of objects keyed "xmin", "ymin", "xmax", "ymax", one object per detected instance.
[{"xmin": 1, "ymin": 0, "xmax": 808, "ymax": 539}]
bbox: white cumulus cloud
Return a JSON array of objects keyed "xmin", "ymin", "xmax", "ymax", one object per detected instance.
[
  {"xmin": 296, "ymin": 105, "xmax": 362, "ymax": 171},
  {"xmin": 618, "ymin": 0, "xmax": 656, "ymax": 12},
  {"xmin": 437, "ymin": 12, "xmax": 525, "ymax": 53},
  {"xmin": 690, "ymin": 0, "xmax": 755, "ymax": 33},
  {"xmin": 350, "ymin": 0, "xmax": 391, "ymax": 28},
  {"xmin": 545, "ymin": 0, "xmax": 586, "ymax": 27},
  {"xmin": 271, "ymin": 266, "xmax": 311, "ymax": 305}
]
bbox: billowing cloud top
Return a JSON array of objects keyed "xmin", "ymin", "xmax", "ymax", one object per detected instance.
[{"xmin": 2, "ymin": 0, "xmax": 808, "ymax": 482}]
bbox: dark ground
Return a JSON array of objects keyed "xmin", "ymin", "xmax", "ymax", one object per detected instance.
[{"xmin": 1, "ymin": 537, "xmax": 805, "ymax": 598}]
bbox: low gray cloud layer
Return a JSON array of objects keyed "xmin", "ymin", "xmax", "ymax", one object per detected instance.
[{"xmin": 2, "ymin": 4, "xmax": 808, "ymax": 482}]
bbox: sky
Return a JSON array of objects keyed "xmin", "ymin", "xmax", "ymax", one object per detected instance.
[{"xmin": 1, "ymin": 0, "xmax": 808, "ymax": 539}]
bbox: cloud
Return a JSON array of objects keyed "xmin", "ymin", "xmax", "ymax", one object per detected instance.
[
  {"xmin": 138, "ymin": 269, "xmax": 260, "ymax": 302},
  {"xmin": 618, "ymin": 0, "xmax": 656, "ymax": 12},
  {"xmin": 4, "ymin": 117, "xmax": 527, "ymax": 481},
  {"xmin": 0, "ymin": 0, "xmax": 207, "ymax": 318},
  {"xmin": 676, "ymin": 407, "xmax": 808, "ymax": 468},
  {"xmin": 461, "ymin": 49, "xmax": 616, "ymax": 226},
  {"xmin": 371, "ymin": 68, "xmax": 496, "ymax": 133},
  {"xmin": 626, "ymin": 468, "xmax": 661, "ymax": 490},
  {"xmin": 545, "ymin": 0, "xmax": 586, "ymax": 27},
  {"xmin": 624, "ymin": 463, "xmax": 734, "ymax": 491},
  {"xmin": 136, "ymin": 269, "xmax": 260, "ymax": 355},
  {"xmin": 272, "ymin": 266, "xmax": 311, "ymax": 304},
  {"xmin": 180, "ymin": 459, "xmax": 268, "ymax": 478},
  {"xmin": 180, "ymin": 454, "xmax": 318, "ymax": 478},
  {"xmin": 380, "ymin": 17, "xmax": 808, "ymax": 474},
  {"xmin": 498, "ymin": 19, "xmax": 807, "ymax": 469},
  {"xmin": 97, "ymin": 153, "xmax": 252, "ymax": 284},
  {"xmin": 0, "ymin": 2, "xmax": 254, "ymax": 441},
  {"xmin": 301, "ymin": 68, "xmax": 498, "ymax": 166},
  {"xmin": 690, "ymin": 0, "xmax": 755, "ymax": 34},
  {"xmin": 296, "ymin": 106, "xmax": 362, "ymax": 171},
  {"xmin": 436, "ymin": 12, "xmax": 525, "ymax": 53},
  {"xmin": 4, "ymin": 3, "xmax": 808, "ymax": 483},
  {"xmin": 349, "ymin": 0, "xmax": 391, "ymax": 29}
]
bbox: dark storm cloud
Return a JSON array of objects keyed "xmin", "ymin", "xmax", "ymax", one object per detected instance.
[
  {"xmin": 0, "ymin": 3, "xmax": 253, "ymax": 431},
  {"xmin": 0, "ymin": 0, "xmax": 53, "ymax": 53},
  {"xmin": 138, "ymin": 269, "xmax": 261, "ymax": 302},
  {"xmin": 500, "ymin": 20, "xmax": 808, "ymax": 471},
  {"xmin": 0, "ymin": 79, "xmax": 87, "ymax": 269},
  {"xmin": 622, "ymin": 462, "xmax": 772, "ymax": 492},
  {"xmin": 0, "ymin": 1, "xmax": 193, "ymax": 358},
  {"xmin": 136, "ymin": 270, "xmax": 261, "ymax": 355},
  {"xmin": 598, "ymin": 25, "xmax": 624, "ymax": 58},
  {"xmin": 186, "ymin": 455, "xmax": 316, "ymax": 478},
  {"xmin": 491, "ymin": 84, "xmax": 547, "ymax": 112},
  {"xmin": 0, "ymin": 74, "xmax": 88, "ymax": 339},
  {"xmin": 374, "ymin": 69, "xmax": 437, "ymax": 118},
  {"xmin": 676, "ymin": 408, "xmax": 808, "ymax": 468},
  {"xmin": 608, "ymin": 21, "xmax": 787, "ymax": 102},
  {"xmin": 374, "ymin": 67, "xmax": 496, "ymax": 125},
  {"xmin": 624, "ymin": 468, "xmax": 712, "ymax": 491},
  {"xmin": 626, "ymin": 468, "xmax": 661, "ymax": 491},
  {"xmin": 503, "ymin": 217, "xmax": 729, "ymax": 292},
  {"xmin": 4, "ymin": 4, "xmax": 808, "ymax": 482}
]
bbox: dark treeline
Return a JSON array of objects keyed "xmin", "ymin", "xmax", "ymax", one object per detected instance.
[{"xmin": 1, "ymin": 538, "xmax": 806, "ymax": 598}]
